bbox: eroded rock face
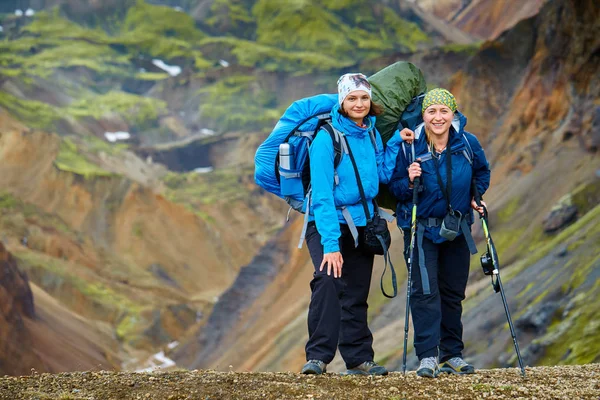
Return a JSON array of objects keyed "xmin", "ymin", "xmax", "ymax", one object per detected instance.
[
  {"xmin": 0, "ymin": 242, "xmax": 40, "ymax": 375},
  {"xmin": 543, "ymin": 205, "xmax": 578, "ymax": 233},
  {"xmin": 418, "ymin": 0, "xmax": 548, "ymax": 40},
  {"xmin": 516, "ymin": 301, "xmax": 560, "ymax": 334}
]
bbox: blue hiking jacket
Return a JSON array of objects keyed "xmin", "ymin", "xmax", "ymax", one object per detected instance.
[
  {"xmin": 389, "ymin": 112, "xmax": 491, "ymax": 243},
  {"xmin": 309, "ymin": 104, "xmax": 402, "ymax": 253}
]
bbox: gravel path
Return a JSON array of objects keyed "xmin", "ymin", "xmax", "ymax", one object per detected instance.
[{"xmin": 1, "ymin": 364, "xmax": 598, "ymax": 399}]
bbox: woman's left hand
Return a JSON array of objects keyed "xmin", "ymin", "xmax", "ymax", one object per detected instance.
[{"xmin": 471, "ymin": 198, "xmax": 487, "ymax": 216}]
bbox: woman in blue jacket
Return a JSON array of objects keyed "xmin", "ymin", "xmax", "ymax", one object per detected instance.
[
  {"xmin": 389, "ymin": 88, "xmax": 491, "ymax": 378},
  {"xmin": 301, "ymin": 73, "xmax": 401, "ymax": 376}
]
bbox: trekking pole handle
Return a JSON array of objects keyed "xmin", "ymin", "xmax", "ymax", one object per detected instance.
[
  {"xmin": 412, "ymin": 177, "xmax": 420, "ymax": 204},
  {"xmin": 471, "ymin": 180, "xmax": 482, "ymax": 206},
  {"xmin": 471, "ymin": 180, "xmax": 488, "ymax": 219}
]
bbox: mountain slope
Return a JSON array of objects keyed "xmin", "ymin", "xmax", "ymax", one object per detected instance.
[{"xmin": 418, "ymin": 0, "xmax": 548, "ymax": 40}]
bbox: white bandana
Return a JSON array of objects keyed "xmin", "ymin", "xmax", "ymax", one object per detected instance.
[{"xmin": 337, "ymin": 73, "xmax": 372, "ymax": 105}]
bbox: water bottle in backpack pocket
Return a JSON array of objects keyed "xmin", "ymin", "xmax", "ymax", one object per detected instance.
[{"xmin": 278, "ymin": 141, "xmax": 305, "ymax": 201}]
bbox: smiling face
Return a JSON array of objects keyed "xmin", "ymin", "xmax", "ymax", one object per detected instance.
[
  {"xmin": 342, "ymin": 90, "xmax": 371, "ymax": 124},
  {"xmin": 423, "ymin": 104, "xmax": 454, "ymax": 137}
]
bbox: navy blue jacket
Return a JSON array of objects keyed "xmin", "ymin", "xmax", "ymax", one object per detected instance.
[{"xmin": 389, "ymin": 113, "xmax": 490, "ymax": 243}]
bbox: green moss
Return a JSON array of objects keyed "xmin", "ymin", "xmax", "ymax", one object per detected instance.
[
  {"xmin": 497, "ymin": 196, "xmax": 521, "ymax": 224},
  {"xmin": 68, "ymin": 90, "xmax": 167, "ymax": 128},
  {"xmin": 14, "ymin": 248, "xmax": 148, "ymax": 344},
  {"xmin": 120, "ymin": 0, "xmax": 208, "ymax": 64},
  {"xmin": 0, "ymin": 192, "xmax": 19, "ymax": 210},
  {"xmin": 3, "ymin": 10, "xmax": 131, "ymax": 79},
  {"xmin": 537, "ymin": 281, "xmax": 600, "ymax": 365},
  {"xmin": 516, "ymin": 281, "xmax": 536, "ymax": 299},
  {"xmin": 54, "ymin": 138, "xmax": 115, "ymax": 178},
  {"xmin": 200, "ymin": 36, "xmax": 349, "ymax": 73},
  {"xmin": 197, "ymin": 74, "xmax": 280, "ymax": 131},
  {"xmin": 571, "ymin": 179, "xmax": 600, "ymax": 215},
  {"xmin": 163, "ymin": 166, "xmax": 254, "ymax": 206},
  {"xmin": 205, "ymin": 0, "xmax": 255, "ymax": 36},
  {"xmin": 22, "ymin": 41, "xmax": 130, "ymax": 78},
  {"xmin": 24, "ymin": 9, "xmax": 111, "ymax": 43},
  {"xmin": 252, "ymin": 0, "xmax": 428, "ymax": 57},
  {"xmin": 132, "ymin": 223, "xmax": 144, "ymax": 238},
  {"xmin": 472, "ymin": 383, "xmax": 493, "ymax": 391},
  {"xmin": 135, "ymin": 71, "xmax": 171, "ymax": 81},
  {"xmin": 80, "ymin": 134, "xmax": 129, "ymax": 156},
  {"xmin": 440, "ymin": 42, "xmax": 482, "ymax": 56},
  {"xmin": 0, "ymin": 90, "xmax": 61, "ymax": 129}
]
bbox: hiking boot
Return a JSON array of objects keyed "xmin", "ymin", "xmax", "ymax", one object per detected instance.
[
  {"xmin": 416, "ymin": 357, "xmax": 439, "ymax": 378},
  {"xmin": 344, "ymin": 361, "xmax": 388, "ymax": 376},
  {"xmin": 301, "ymin": 360, "xmax": 327, "ymax": 375},
  {"xmin": 439, "ymin": 357, "xmax": 475, "ymax": 375}
]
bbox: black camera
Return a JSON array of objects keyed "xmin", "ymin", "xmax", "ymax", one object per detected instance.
[{"xmin": 480, "ymin": 252, "xmax": 494, "ymax": 276}]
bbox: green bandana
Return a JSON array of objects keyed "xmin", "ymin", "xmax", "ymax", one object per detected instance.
[{"xmin": 421, "ymin": 88, "xmax": 457, "ymax": 113}]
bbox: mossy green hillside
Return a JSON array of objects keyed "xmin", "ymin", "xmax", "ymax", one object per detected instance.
[
  {"xmin": 205, "ymin": 0, "xmax": 255, "ymax": 37},
  {"xmin": 2, "ymin": 0, "xmax": 433, "ymax": 134},
  {"xmin": 14, "ymin": 248, "xmax": 148, "ymax": 345},
  {"xmin": 252, "ymin": 0, "xmax": 429, "ymax": 56},
  {"xmin": 198, "ymin": 75, "xmax": 280, "ymax": 132},
  {"xmin": 440, "ymin": 42, "xmax": 483, "ymax": 57},
  {"xmin": 54, "ymin": 138, "xmax": 115, "ymax": 178},
  {"xmin": 535, "ymin": 279, "xmax": 600, "ymax": 365},
  {"xmin": 199, "ymin": 36, "xmax": 352, "ymax": 73},
  {"xmin": 1, "ymin": 10, "xmax": 129, "ymax": 79},
  {"xmin": 119, "ymin": 0, "xmax": 211, "ymax": 68},
  {"xmin": 161, "ymin": 166, "xmax": 254, "ymax": 224},
  {"xmin": 0, "ymin": 192, "xmax": 75, "ymax": 239},
  {"xmin": 68, "ymin": 90, "xmax": 167, "ymax": 129},
  {"xmin": 0, "ymin": 90, "xmax": 61, "ymax": 129}
]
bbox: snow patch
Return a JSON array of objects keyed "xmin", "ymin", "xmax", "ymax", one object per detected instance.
[
  {"xmin": 15, "ymin": 9, "xmax": 23, "ymax": 16},
  {"xmin": 152, "ymin": 59, "xmax": 182, "ymax": 77},
  {"xmin": 0, "ymin": 26, "xmax": 3, "ymax": 33},
  {"xmin": 135, "ymin": 351, "xmax": 176, "ymax": 373},
  {"xmin": 173, "ymin": 6, "xmax": 183, "ymax": 12},
  {"xmin": 25, "ymin": 8, "xmax": 35, "ymax": 16},
  {"xmin": 219, "ymin": 59, "xmax": 230, "ymax": 68},
  {"xmin": 167, "ymin": 341, "xmax": 179, "ymax": 350},
  {"xmin": 104, "ymin": 131, "xmax": 131, "ymax": 142},
  {"xmin": 200, "ymin": 128, "xmax": 215, "ymax": 136},
  {"xmin": 193, "ymin": 167, "xmax": 214, "ymax": 174}
]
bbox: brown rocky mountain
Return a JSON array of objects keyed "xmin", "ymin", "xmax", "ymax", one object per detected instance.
[{"xmin": 418, "ymin": 0, "xmax": 548, "ymax": 40}]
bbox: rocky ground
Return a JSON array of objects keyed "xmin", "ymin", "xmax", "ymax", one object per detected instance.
[{"xmin": 0, "ymin": 364, "xmax": 598, "ymax": 400}]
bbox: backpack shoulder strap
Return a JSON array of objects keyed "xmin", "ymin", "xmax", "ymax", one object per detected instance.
[
  {"xmin": 461, "ymin": 133, "xmax": 474, "ymax": 166},
  {"xmin": 321, "ymin": 122, "xmax": 343, "ymax": 169},
  {"xmin": 401, "ymin": 140, "xmax": 416, "ymax": 165},
  {"xmin": 368, "ymin": 129, "xmax": 377, "ymax": 152}
]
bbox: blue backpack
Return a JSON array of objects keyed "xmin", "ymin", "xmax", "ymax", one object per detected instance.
[{"xmin": 254, "ymin": 94, "xmax": 377, "ymax": 215}]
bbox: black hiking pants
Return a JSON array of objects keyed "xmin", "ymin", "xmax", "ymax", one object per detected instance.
[
  {"xmin": 305, "ymin": 222, "xmax": 375, "ymax": 369},
  {"xmin": 404, "ymin": 232, "xmax": 471, "ymax": 362}
]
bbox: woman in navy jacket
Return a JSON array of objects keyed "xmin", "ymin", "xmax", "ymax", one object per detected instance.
[
  {"xmin": 301, "ymin": 73, "xmax": 401, "ymax": 376},
  {"xmin": 389, "ymin": 88, "xmax": 491, "ymax": 378}
]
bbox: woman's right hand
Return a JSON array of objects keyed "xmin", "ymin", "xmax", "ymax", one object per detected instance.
[
  {"xmin": 320, "ymin": 251, "xmax": 343, "ymax": 278},
  {"xmin": 408, "ymin": 161, "xmax": 422, "ymax": 183},
  {"xmin": 400, "ymin": 128, "xmax": 414, "ymax": 143}
]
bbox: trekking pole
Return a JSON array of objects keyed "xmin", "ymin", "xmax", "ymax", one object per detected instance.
[
  {"xmin": 402, "ymin": 172, "xmax": 420, "ymax": 375},
  {"xmin": 471, "ymin": 182, "xmax": 526, "ymax": 377}
]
